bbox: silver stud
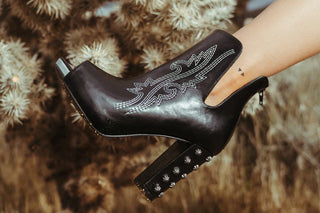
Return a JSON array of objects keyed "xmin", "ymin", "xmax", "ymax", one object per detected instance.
[
  {"xmin": 206, "ymin": 156, "xmax": 213, "ymax": 162},
  {"xmin": 193, "ymin": 165, "xmax": 199, "ymax": 170},
  {"xmin": 173, "ymin": 167, "xmax": 180, "ymax": 175},
  {"xmin": 195, "ymin": 148, "xmax": 202, "ymax": 156},
  {"xmin": 158, "ymin": 192, "xmax": 164, "ymax": 198},
  {"xmin": 162, "ymin": 174, "xmax": 170, "ymax": 182},
  {"xmin": 184, "ymin": 156, "xmax": 191, "ymax": 164},
  {"xmin": 181, "ymin": 173, "xmax": 187, "ymax": 179},
  {"xmin": 169, "ymin": 182, "xmax": 175, "ymax": 188},
  {"xmin": 154, "ymin": 184, "xmax": 161, "ymax": 192}
]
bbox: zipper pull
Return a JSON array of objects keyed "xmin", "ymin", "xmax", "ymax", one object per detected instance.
[{"xmin": 259, "ymin": 90, "xmax": 264, "ymax": 106}]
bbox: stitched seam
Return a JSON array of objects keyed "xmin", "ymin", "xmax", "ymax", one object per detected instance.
[
  {"xmin": 113, "ymin": 45, "xmax": 235, "ymax": 114},
  {"xmin": 115, "ymin": 45, "xmax": 217, "ymax": 109},
  {"xmin": 135, "ymin": 46, "xmax": 216, "ymax": 108},
  {"xmin": 126, "ymin": 49, "xmax": 235, "ymax": 114}
]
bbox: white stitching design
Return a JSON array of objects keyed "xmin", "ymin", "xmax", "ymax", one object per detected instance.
[
  {"xmin": 114, "ymin": 45, "xmax": 235, "ymax": 114},
  {"xmin": 115, "ymin": 45, "xmax": 217, "ymax": 109}
]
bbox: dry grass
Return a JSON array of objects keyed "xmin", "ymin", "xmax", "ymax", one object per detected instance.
[{"xmin": 0, "ymin": 125, "xmax": 61, "ymax": 213}]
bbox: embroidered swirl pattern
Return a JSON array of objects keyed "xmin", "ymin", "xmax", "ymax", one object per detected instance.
[{"xmin": 115, "ymin": 45, "xmax": 235, "ymax": 114}]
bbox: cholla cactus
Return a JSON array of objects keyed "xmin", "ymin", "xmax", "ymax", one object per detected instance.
[
  {"xmin": 168, "ymin": 1, "xmax": 201, "ymax": 31},
  {"xmin": 141, "ymin": 46, "xmax": 167, "ymax": 71},
  {"xmin": 126, "ymin": 0, "xmax": 168, "ymax": 13},
  {"xmin": 66, "ymin": 31, "xmax": 126, "ymax": 77},
  {"xmin": 68, "ymin": 41, "xmax": 126, "ymax": 78},
  {"xmin": 5, "ymin": 0, "xmax": 108, "ymax": 33},
  {"xmin": 7, "ymin": 0, "xmax": 55, "ymax": 32},
  {"xmin": 64, "ymin": 24, "xmax": 113, "ymax": 53},
  {"xmin": 115, "ymin": 0, "xmax": 236, "ymax": 71},
  {"xmin": 0, "ymin": 90, "xmax": 30, "ymax": 125},
  {"xmin": 72, "ymin": 0, "xmax": 109, "ymax": 16},
  {"xmin": 26, "ymin": 0, "xmax": 72, "ymax": 19},
  {"xmin": 0, "ymin": 39, "xmax": 54, "ymax": 126}
]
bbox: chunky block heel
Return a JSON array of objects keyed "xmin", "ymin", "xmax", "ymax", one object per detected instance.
[{"xmin": 134, "ymin": 140, "xmax": 213, "ymax": 201}]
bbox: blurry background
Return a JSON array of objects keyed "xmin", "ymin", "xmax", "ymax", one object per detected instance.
[{"xmin": 0, "ymin": 0, "xmax": 319, "ymax": 212}]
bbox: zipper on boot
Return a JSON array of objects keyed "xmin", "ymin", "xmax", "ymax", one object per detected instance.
[{"xmin": 259, "ymin": 89, "xmax": 265, "ymax": 106}]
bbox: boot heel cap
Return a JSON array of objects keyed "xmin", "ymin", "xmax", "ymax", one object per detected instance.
[{"xmin": 56, "ymin": 58, "xmax": 72, "ymax": 78}]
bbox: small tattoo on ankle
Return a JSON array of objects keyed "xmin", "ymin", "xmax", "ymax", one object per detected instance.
[{"xmin": 238, "ymin": 68, "xmax": 244, "ymax": 76}]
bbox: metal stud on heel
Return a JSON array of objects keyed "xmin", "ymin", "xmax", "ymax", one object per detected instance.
[
  {"xmin": 169, "ymin": 182, "xmax": 175, "ymax": 188},
  {"xmin": 154, "ymin": 184, "xmax": 161, "ymax": 192},
  {"xmin": 173, "ymin": 167, "xmax": 180, "ymax": 175},
  {"xmin": 184, "ymin": 156, "xmax": 191, "ymax": 164},
  {"xmin": 195, "ymin": 148, "xmax": 202, "ymax": 156},
  {"xmin": 206, "ymin": 156, "xmax": 213, "ymax": 162},
  {"xmin": 158, "ymin": 192, "xmax": 164, "ymax": 198},
  {"xmin": 134, "ymin": 141, "xmax": 213, "ymax": 201},
  {"xmin": 162, "ymin": 174, "xmax": 170, "ymax": 182}
]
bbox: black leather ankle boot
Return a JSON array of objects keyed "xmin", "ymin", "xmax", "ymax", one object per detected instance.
[{"xmin": 56, "ymin": 30, "xmax": 268, "ymax": 201}]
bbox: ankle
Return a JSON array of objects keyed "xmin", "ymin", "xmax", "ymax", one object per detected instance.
[
  {"xmin": 204, "ymin": 69, "xmax": 242, "ymax": 106},
  {"xmin": 205, "ymin": 84, "xmax": 238, "ymax": 106},
  {"xmin": 204, "ymin": 61, "xmax": 260, "ymax": 106}
]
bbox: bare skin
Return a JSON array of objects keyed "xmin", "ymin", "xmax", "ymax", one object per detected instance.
[{"xmin": 205, "ymin": 0, "xmax": 320, "ymax": 106}]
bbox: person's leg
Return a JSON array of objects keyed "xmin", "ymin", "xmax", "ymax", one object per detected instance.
[{"xmin": 205, "ymin": 0, "xmax": 320, "ymax": 105}]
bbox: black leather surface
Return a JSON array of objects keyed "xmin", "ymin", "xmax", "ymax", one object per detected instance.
[{"xmin": 62, "ymin": 30, "xmax": 269, "ymax": 155}]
